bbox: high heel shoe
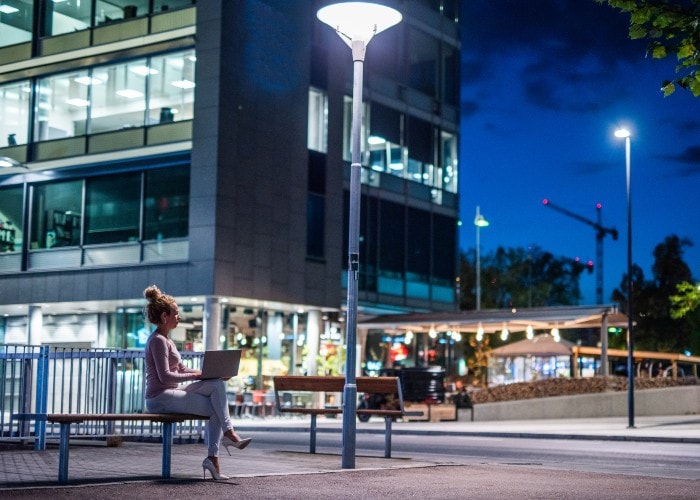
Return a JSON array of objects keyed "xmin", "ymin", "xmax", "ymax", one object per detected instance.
[
  {"xmin": 221, "ymin": 435, "xmax": 253, "ymax": 455},
  {"xmin": 202, "ymin": 458, "xmax": 229, "ymax": 480}
]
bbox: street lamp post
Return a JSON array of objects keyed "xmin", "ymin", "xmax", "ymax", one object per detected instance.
[
  {"xmin": 615, "ymin": 127, "xmax": 634, "ymax": 429},
  {"xmin": 474, "ymin": 206, "xmax": 489, "ymax": 311},
  {"xmin": 317, "ymin": 2, "xmax": 402, "ymax": 469}
]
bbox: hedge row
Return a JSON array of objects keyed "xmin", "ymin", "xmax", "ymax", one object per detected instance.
[{"xmin": 470, "ymin": 376, "xmax": 699, "ymax": 404}]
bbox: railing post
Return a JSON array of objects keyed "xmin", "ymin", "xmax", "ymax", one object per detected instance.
[{"xmin": 34, "ymin": 345, "xmax": 49, "ymax": 450}]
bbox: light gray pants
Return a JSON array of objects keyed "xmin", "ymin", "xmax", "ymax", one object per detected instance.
[{"xmin": 145, "ymin": 379, "xmax": 233, "ymax": 457}]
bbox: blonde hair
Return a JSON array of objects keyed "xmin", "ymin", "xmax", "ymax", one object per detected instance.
[{"xmin": 143, "ymin": 285, "xmax": 176, "ymax": 325}]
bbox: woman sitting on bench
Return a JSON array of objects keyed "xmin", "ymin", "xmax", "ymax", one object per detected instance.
[{"xmin": 143, "ymin": 285, "xmax": 252, "ymax": 480}]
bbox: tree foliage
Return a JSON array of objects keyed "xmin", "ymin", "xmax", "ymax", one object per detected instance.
[
  {"xmin": 670, "ymin": 280, "xmax": 700, "ymax": 318},
  {"xmin": 459, "ymin": 245, "xmax": 586, "ymax": 310},
  {"xmin": 595, "ymin": 0, "xmax": 700, "ymax": 96},
  {"xmin": 611, "ymin": 235, "xmax": 697, "ymax": 352}
]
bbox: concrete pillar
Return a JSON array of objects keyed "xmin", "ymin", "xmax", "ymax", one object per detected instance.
[
  {"xmin": 27, "ymin": 305, "xmax": 43, "ymax": 346},
  {"xmin": 306, "ymin": 310, "xmax": 321, "ymax": 376},
  {"xmin": 266, "ymin": 313, "xmax": 283, "ymax": 360},
  {"xmin": 203, "ymin": 296, "xmax": 221, "ymax": 351}
]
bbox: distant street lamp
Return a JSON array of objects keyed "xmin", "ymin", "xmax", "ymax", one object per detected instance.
[
  {"xmin": 474, "ymin": 206, "xmax": 489, "ymax": 311},
  {"xmin": 614, "ymin": 127, "xmax": 635, "ymax": 429},
  {"xmin": 317, "ymin": 1, "xmax": 402, "ymax": 469}
]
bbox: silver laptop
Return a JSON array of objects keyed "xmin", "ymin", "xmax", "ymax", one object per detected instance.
[{"xmin": 200, "ymin": 350, "xmax": 242, "ymax": 380}]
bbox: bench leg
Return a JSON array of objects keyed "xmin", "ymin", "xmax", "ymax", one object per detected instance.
[
  {"xmin": 384, "ymin": 417, "xmax": 392, "ymax": 459},
  {"xmin": 162, "ymin": 422, "xmax": 174, "ymax": 479},
  {"xmin": 310, "ymin": 414, "xmax": 317, "ymax": 454},
  {"xmin": 57, "ymin": 422, "xmax": 70, "ymax": 483}
]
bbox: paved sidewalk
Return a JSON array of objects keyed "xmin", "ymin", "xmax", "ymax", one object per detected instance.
[{"xmin": 0, "ymin": 415, "xmax": 697, "ymax": 490}]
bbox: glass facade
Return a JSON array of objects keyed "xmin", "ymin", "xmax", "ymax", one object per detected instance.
[
  {"xmin": 0, "ymin": 185, "xmax": 24, "ymax": 252},
  {"xmin": 24, "ymin": 165, "xmax": 188, "ymax": 252},
  {"xmin": 0, "ymin": 0, "xmax": 33, "ymax": 48},
  {"xmin": 0, "ymin": 80, "xmax": 30, "ymax": 146},
  {"xmin": 29, "ymin": 50, "xmax": 196, "ymax": 142}
]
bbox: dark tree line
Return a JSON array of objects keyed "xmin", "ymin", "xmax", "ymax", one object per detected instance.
[{"xmin": 460, "ymin": 235, "xmax": 699, "ymax": 354}]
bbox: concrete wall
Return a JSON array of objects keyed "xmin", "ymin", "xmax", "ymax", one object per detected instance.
[{"xmin": 461, "ymin": 386, "xmax": 700, "ymax": 421}]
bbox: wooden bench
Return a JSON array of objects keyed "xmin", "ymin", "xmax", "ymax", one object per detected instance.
[
  {"xmin": 272, "ymin": 376, "xmax": 423, "ymax": 458},
  {"xmin": 46, "ymin": 413, "xmax": 208, "ymax": 483}
]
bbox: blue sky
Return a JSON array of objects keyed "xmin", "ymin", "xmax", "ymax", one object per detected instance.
[{"xmin": 458, "ymin": 0, "xmax": 700, "ymax": 305}]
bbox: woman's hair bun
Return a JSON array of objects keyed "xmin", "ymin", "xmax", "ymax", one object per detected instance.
[{"xmin": 144, "ymin": 285, "xmax": 161, "ymax": 302}]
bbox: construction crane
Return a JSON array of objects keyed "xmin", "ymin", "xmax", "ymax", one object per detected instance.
[{"xmin": 542, "ymin": 199, "xmax": 618, "ymax": 304}]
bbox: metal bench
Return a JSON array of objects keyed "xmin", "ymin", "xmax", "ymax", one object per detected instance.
[
  {"xmin": 272, "ymin": 376, "xmax": 423, "ymax": 458},
  {"xmin": 46, "ymin": 413, "xmax": 209, "ymax": 483}
]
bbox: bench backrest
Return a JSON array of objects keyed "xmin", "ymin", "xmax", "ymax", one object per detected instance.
[{"xmin": 273, "ymin": 375, "xmax": 406, "ymax": 409}]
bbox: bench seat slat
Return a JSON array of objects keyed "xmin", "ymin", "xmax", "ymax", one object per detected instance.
[{"xmin": 47, "ymin": 413, "xmax": 210, "ymax": 424}]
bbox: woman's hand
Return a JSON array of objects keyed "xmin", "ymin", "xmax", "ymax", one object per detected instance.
[{"xmin": 191, "ymin": 369, "xmax": 202, "ymax": 379}]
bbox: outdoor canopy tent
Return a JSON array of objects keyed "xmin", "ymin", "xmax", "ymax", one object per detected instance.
[
  {"xmin": 358, "ymin": 305, "xmax": 628, "ymax": 334},
  {"xmin": 358, "ymin": 305, "xmax": 628, "ymax": 378}
]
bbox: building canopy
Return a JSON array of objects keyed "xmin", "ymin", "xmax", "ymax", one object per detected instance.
[{"xmin": 359, "ymin": 305, "xmax": 628, "ymax": 335}]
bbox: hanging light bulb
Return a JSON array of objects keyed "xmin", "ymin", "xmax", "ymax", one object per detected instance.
[
  {"xmin": 429, "ymin": 325, "xmax": 437, "ymax": 339},
  {"xmin": 500, "ymin": 327, "xmax": 509, "ymax": 341},
  {"xmin": 552, "ymin": 327, "xmax": 560, "ymax": 342},
  {"xmin": 453, "ymin": 331, "xmax": 462, "ymax": 342},
  {"xmin": 526, "ymin": 325, "xmax": 534, "ymax": 339},
  {"xmin": 476, "ymin": 323, "xmax": 484, "ymax": 342}
]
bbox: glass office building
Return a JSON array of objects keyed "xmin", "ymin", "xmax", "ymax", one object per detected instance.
[{"xmin": 0, "ymin": 0, "xmax": 460, "ymax": 386}]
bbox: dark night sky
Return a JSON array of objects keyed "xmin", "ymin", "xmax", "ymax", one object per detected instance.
[{"xmin": 458, "ymin": 0, "xmax": 700, "ymax": 304}]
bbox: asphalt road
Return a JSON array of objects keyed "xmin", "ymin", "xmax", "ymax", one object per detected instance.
[
  {"xmin": 3, "ymin": 465, "xmax": 696, "ymax": 499},
  {"xmin": 3, "ymin": 429, "xmax": 698, "ymax": 498}
]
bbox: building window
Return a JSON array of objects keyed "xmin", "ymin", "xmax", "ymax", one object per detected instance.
[
  {"xmin": 143, "ymin": 165, "xmax": 189, "ymax": 240},
  {"xmin": 85, "ymin": 173, "xmax": 141, "ymax": 244},
  {"xmin": 42, "ymin": 0, "xmax": 91, "ymax": 36},
  {"xmin": 440, "ymin": 131, "xmax": 458, "ymax": 193},
  {"xmin": 408, "ymin": 27, "xmax": 438, "ymax": 97},
  {"xmin": 307, "ymin": 87, "xmax": 327, "ymax": 153},
  {"xmin": 0, "ymin": 186, "xmax": 24, "ymax": 253},
  {"xmin": 32, "ymin": 49, "xmax": 196, "ymax": 142},
  {"xmin": 30, "ymin": 180, "xmax": 83, "ymax": 249},
  {"xmin": 306, "ymin": 150, "xmax": 325, "ymax": 259},
  {"xmin": 89, "ymin": 60, "xmax": 148, "ymax": 134},
  {"xmin": 35, "ymin": 70, "xmax": 90, "ymax": 141},
  {"xmin": 148, "ymin": 51, "xmax": 196, "ymax": 124},
  {"xmin": 0, "ymin": 0, "xmax": 32, "ymax": 48},
  {"xmin": 0, "ymin": 80, "xmax": 31, "ymax": 147}
]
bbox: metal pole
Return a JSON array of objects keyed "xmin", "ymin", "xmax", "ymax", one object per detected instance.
[
  {"xmin": 475, "ymin": 207, "xmax": 481, "ymax": 311},
  {"xmin": 341, "ymin": 39, "xmax": 366, "ymax": 469},
  {"xmin": 625, "ymin": 135, "xmax": 635, "ymax": 428}
]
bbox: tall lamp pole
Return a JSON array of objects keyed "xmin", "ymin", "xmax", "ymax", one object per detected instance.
[
  {"xmin": 474, "ymin": 206, "xmax": 489, "ymax": 311},
  {"xmin": 317, "ymin": 2, "xmax": 402, "ymax": 469},
  {"xmin": 615, "ymin": 127, "xmax": 634, "ymax": 428}
]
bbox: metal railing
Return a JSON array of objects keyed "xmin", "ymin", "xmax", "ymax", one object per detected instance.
[{"xmin": 0, "ymin": 345, "xmax": 204, "ymax": 449}]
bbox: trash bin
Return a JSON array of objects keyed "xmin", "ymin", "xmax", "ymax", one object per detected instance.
[{"xmin": 396, "ymin": 366, "xmax": 446, "ymax": 404}]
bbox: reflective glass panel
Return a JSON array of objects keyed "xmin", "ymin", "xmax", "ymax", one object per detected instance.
[
  {"xmin": 85, "ymin": 173, "xmax": 141, "ymax": 244},
  {"xmin": 0, "ymin": 0, "xmax": 33, "ymax": 47},
  {"xmin": 147, "ymin": 50, "xmax": 196, "ymax": 125},
  {"xmin": 42, "ymin": 0, "xmax": 90, "ymax": 36},
  {"xmin": 0, "ymin": 185, "xmax": 24, "ymax": 253},
  {"xmin": 0, "ymin": 80, "xmax": 31, "ymax": 146},
  {"xmin": 143, "ymin": 165, "xmax": 189, "ymax": 240},
  {"xmin": 35, "ymin": 70, "xmax": 89, "ymax": 140},
  {"xmin": 30, "ymin": 180, "xmax": 83, "ymax": 249},
  {"xmin": 89, "ymin": 59, "xmax": 147, "ymax": 133}
]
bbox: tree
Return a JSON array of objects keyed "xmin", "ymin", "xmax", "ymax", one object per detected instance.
[
  {"xmin": 611, "ymin": 235, "xmax": 696, "ymax": 352},
  {"xmin": 670, "ymin": 281, "xmax": 700, "ymax": 318},
  {"xmin": 594, "ymin": 0, "xmax": 700, "ymax": 96},
  {"xmin": 459, "ymin": 245, "xmax": 585, "ymax": 310}
]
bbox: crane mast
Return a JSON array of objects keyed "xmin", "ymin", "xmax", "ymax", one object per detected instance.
[{"xmin": 542, "ymin": 199, "xmax": 618, "ymax": 304}]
